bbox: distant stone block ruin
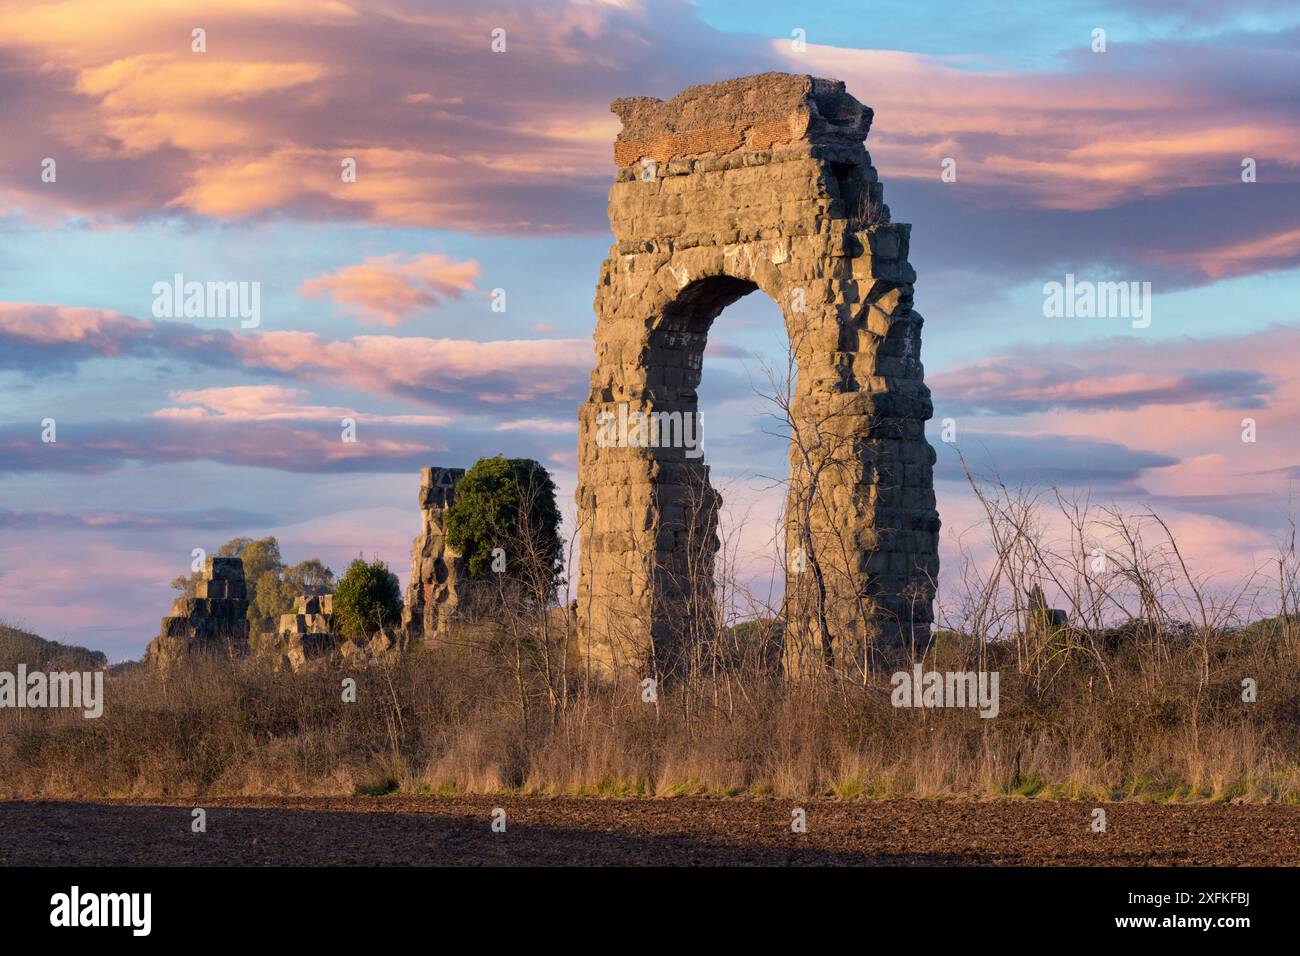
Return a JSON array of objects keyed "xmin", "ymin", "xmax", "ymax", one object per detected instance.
[
  {"xmin": 145, "ymin": 556, "xmax": 250, "ymax": 668},
  {"xmin": 576, "ymin": 72, "xmax": 941, "ymax": 679},
  {"xmin": 267, "ymin": 594, "xmax": 337, "ymax": 670},
  {"xmin": 401, "ymin": 466, "xmax": 468, "ymax": 641},
  {"xmin": 277, "ymin": 593, "xmax": 334, "ymax": 639}
]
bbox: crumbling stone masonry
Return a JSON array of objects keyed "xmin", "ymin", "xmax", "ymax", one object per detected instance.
[
  {"xmin": 277, "ymin": 593, "xmax": 334, "ymax": 639},
  {"xmin": 575, "ymin": 73, "xmax": 940, "ymax": 679},
  {"xmin": 261, "ymin": 594, "xmax": 334, "ymax": 671},
  {"xmin": 401, "ymin": 467, "xmax": 468, "ymax": 640},
  {"xmin": 263, "ymin": 594, "xmax": 410, "ymax": 672},
  {"xmin": 145, "ymin": 556, "xmax": 250, "ymax": 668}
]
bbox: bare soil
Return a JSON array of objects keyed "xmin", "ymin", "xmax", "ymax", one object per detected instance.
[{"xmin": 1, "ymin": 796, "xmax": 1297, "ymax": 866}]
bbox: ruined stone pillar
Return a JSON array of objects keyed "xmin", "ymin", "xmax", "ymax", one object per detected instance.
[
  {"xmin": 576, "ymin": 72, "xmax": 940, "ymax": 680},
  {"xmin": 401, "ymin": 466, "xmax": 467, "ymax": 640},
  {"xmin": 145, "ymin": 555, "xmax": 250, "ymax": 668}
]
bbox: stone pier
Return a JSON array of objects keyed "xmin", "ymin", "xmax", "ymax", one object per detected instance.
[{"xmin": 575, "ymin": 72, "xmax": 940, "ymax": 679}]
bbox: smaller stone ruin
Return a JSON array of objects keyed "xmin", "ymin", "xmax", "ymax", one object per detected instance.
[
  {"xmin": 267, "ymin": 593, "xmax": 336, "ymax": 671},
  {"xmin": 278, "ymin": 593, "xmax": 334, "ymax": 638},
  {"xmin": 261, "ymin": 592, "xmax": 413, "ymax": 671},
  {"xmin": 401, "ymin": 466, "xmax": 467, "ymax": 641},
  {"xmin": 145, "ymin": 556, "xmax": 249, "ymax": 668}
]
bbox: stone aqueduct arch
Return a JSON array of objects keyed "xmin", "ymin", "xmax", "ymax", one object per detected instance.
[{"xmin": 575, "ymin": 73, "xmax": 940, "ymax": 678}]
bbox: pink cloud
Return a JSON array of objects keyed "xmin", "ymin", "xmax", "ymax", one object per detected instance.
[
  {"xmin": 0, "ymin": 0, "xmax": 628, "ymax": 231},
  {"xmin": 0, "ymin": 302, "xmax": 151, "ymax": 347},
  {"xmin": 0, "ymin": 415, "xmax": 445, "ymax": 475},
  {"xmin": 934, "ymin": 325, "xmax": 1300, "ymax": 506},
  {"xmin": 0, "ymin": 535, "xmax": 181, "ymax": 659},
  {"xmin": 493, "ymin": 418, "xmax": 577, "ymax": 434},
  {"xmin": 784, "ymin": 43, "xmax": 1300, "ymax": 211},
  {"xmin": 0, "ymin": 0, "xmax": 1292, "ymax": 270},
  {"xmin": 227, "ymin": 331, "xmax": 591, "ymax": 408},
  {"xmin": 154, "ymin": 385, "xmax": 451, "ymax": 425},
  {"xmin": 932, "ymin": 327, "xmax": 1293, "ymax": 416},
  {"xmin": 0, "ymin": 302, "xmax": 591, "ymax": 411},
  {"xmin": 1148, "ymin": 227, "xmax": 1300, "ymax": 281},
  {"xmin": 299, "ymin": 253, "xmax": 480, "ymax": 325}
]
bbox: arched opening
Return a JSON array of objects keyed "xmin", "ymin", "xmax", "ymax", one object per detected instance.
[
  {"xmin": 646, "ymin": 275, "xmax": 758, "ymax": 405},
  {"xmin": 640, "ymin": 275, "xmax": 796, "ymax": 674},
  {"xmin": 696, "ymin": 286, "xmax": 793, "ymax": 672},
  {"xmin": 633, "ymin": 275, "xmax": 765, "ymax": 674}
]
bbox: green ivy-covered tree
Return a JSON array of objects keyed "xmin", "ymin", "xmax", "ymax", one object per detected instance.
[
  {"xmin": 445, "ymin": 455, "xmax": 563, "ymax": 598},
  {"xmin": 333, "ymin": 557, "xmax": 403, "ymax": 637}
]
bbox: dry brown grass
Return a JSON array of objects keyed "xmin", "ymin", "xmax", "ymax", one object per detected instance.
[
  {"xmin": 5, "ymin": 478, "xmax": 1299, "ymax": 804},
  {"xmin": 2, "ymin": 615, "xmax": 1296, "ymax": 802}
]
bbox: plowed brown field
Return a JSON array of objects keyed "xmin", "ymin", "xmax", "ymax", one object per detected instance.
[{"xmin": 2, "ymin": 796, "xmax": 1296, "ymax": 866}]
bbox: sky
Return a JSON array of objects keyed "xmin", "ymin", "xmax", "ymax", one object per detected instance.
[{"xmin": 2, "ymin": 0, "xmax": 1299, "ymax": 659}]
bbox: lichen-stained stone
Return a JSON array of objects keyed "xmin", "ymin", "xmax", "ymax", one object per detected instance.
[
  {"xmin": 400, "ymin": 466, "xmax": 467, "ymax": 641},
  {"xmin": 576, "ymin": 73, "xmax": 940, "ymax": 681}
]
